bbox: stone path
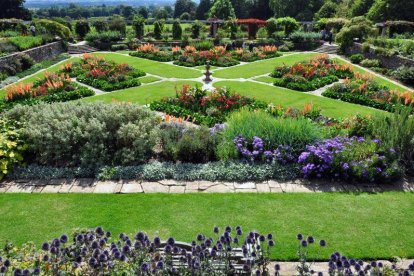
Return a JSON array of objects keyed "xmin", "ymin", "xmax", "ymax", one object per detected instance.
[
  {"xmin": 268, "ymin": 259, "xmax": 414, "ymax": 275},
  {"xmin": 1, "ymin": 179, "xmax": 412, "ymax": 194}
]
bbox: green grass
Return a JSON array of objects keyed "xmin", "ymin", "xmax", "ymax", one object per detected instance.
[
  {"xmin": 253, "ymin": 76, "xmax": 275, "ymax": 83},
  {"xmin": 0, "ymin": 193, "xmax": 412, "ymax": 261},
  {"xmin": 93, "ymin": 52, "xmax": 202, "ymax": 79},
  {"xmin": 139, "ymin": 75, "xmax": 161, "ymax": 84},
  {"xmin": 214, "ymin": 80, "xmax": 383, "ymax": 119},
  {"xmin": 213, "ymin": 53, "xmax": 319, "ymax": 79},
  {"xmin": 82, "ymin": 80, "xmax": 201, "ymax": 105},
  {"xmin": 333, "ymin": 57, "xmax": 411, "ymax": 92}
]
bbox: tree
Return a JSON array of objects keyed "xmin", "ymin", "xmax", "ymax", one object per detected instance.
[
  {"xmin": 336, "ymin": 16, "xmax": 377, "ymax": 52},
  {"xmin": 276, "ymin": 16, "xmax": 299, "ymax": 36},
  {"xmin": 248, "ymin": 0, "xmax": 273, "ymax": 20},
  {"xmin": 138, "ymin": 7, "xmax": 149, "ymax": 19},
  {"xmin": 93, "ymin": 18, "xmax": 108, "ymax": 33},
  {"xmin": 208, "ymin": 0, "xmax": 236, "ymax": 19},
  {"xmin": 174, "ymin": 0, "xmax": 197, "ymax": 18},
  {"xmin": 269, "ymin": 0, "xmax": 285, "ymax": 17},
  {"xmin": 266, "ymin": 18, "xmax": 278, "ymax": 37},
  {"xmin": 153, "ymin": 21, "xmax": 163, "ymax": 39},
  {"xmin": 132, "ymin": 15, "xmax": 145, "ymax": 39},
  {"xmin": 75, "ymin": 19, "xmax": 91, "ymax": 39},
  {"xmin": 196, "ymin": 0, "xmax": 212, "ymax": 19},
  {"xmin": 231, "ymin": 0, "xmax": 252, "ymax": 18},
  {"xmin": 368, "ymin": 0, "xmax": 414, "ymax": 21},
  {"xmin": 1, "ymin": 0, "xmax": 31, "ymax": 19},
  {"xmin": 155, "ymin": 8, "xmax": 169, "ymax": 20},
  {"xmin": 191, "ymin": 20, "xmax": 203, "ymax": 38},
  {"xmin": 172, "ymin": 20, "xmax": 182, "ymax": 39},
  {"xmin": 121, "ymin": 5, "xmax": 136, "ymax": 20},
  {"xmin": 180, "ymin": 12, "xmax": 191, "ymax": 20},
  {"xmin": 314, "ymin": 0, "xmax": 338, "ymax": 20},
  {"xmin": 350, "ymin": 0, "xmax": 375, "ymax": 17},
  {"xmin": 108, "ymin": 15, "xmax": 126, "ymax": 35}
]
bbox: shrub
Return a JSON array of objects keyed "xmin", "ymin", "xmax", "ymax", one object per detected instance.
[
  {"xmin": 191, "ymin": 20, "xmax": 203, "ymax": 39},
  {"xmin": 92, "ymin": 18, "xmax": 108, "ymax": 33},
  {"xmin": 108, "ymin": 15, "xmax": 126, "ymax": 35},
  {"xmin": 132, "ymin": 15, "xmax": 145, "ymax": 39},
  {"xmin": 0, "ymin": 118, "xmax": 27, "ymax": 180},
  {"xmin": 276, "ymin": 17, "xmax": 299, "ymax": 36},
  {"xmin": 172, "ymin": 20, "xmax": 182, "ymax": 40},
  {"xmin": 8, "ymin": 36, "xmax": 43, "ymax": 51},
  {"xmin": 289, "ymin": 31, "xmax": 321, "ymax": 43},
  {"xmin": 0, "ymin": 19, "xmax": 25, "ymax": 32},
  {"xmin": 35, "ymin": 19, "xmax": 71, "ymax": 40},
  {"xmin": 85, "ymin": 31, "xmax": 123, "ymax": 50},
  {"xmin": 335, "ymin": 17, "xmax": 376, "ymax": 52},
  {"xmin": 154, "ymin": 122, "xmax": 221, "ymax": 163},
  {"xmin": 392, "ymin": 66, "xmax": 414, "ymax": 85},
  {"xmin": 373, "ymin": 107, "xmax": 414, "ymax": 173},
  {"xmin": 298, "ymin": 136, "xmax": 401, "ymax": 182},
  {"xmin": 179, "ymin": 12, "xmax": 191, "ymax": 20},
  {"xmin": 266, "ymin": 18, "xmax": 279, "ymax": 37},
  {"xmin": 5, "ymin": 102, "xmax": 160, "ymax": 167},
  {"xmin": 153, "ymin": 21, "xmax": 163, "ymax": 40},
  {"xmin": 217, "ymin": 109, "xmax": 323, "ymax": 161},
  {"xmin": 111, "ymin": 44, "xmax": 128, "ymax": 51},
  {"xmin": 360, "ymin": 58, "xmax": 381, "ymax": 68},
  {"xmin": 349, "ymin": 53, "xmax": 364, "ymax": 64},
  {"xmin": 75, "ymin": 19, "xmax": 90, "ymax": 39}
]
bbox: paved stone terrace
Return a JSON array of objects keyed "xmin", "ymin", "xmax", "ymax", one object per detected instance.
[
  {"xmin": 268, "ymin": 259, "xmax": 414, "ymax": 275},
  {"xmin": 1, "ymin": 179, "xmax": 413, "ymax": 193}
]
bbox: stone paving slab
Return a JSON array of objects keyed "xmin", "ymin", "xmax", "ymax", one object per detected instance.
[{"xmin": 1, "ymin": 179, "xmax": 413, "ymax": 194}]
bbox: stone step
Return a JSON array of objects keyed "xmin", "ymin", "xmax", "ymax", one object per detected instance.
[{"xmin": 68, "ymin": 44, "xmax": 98, "ymax": 54}]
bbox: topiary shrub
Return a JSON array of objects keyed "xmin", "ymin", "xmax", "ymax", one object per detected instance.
[
  {"xmin": 191, "ymin": 20, "xmax": 203, "ymax": 39},
  {"xmin": 360, "ymin": 58, "xmax": 381, "ymax": 68},
  {"xmin": 172, "ymin": 20, "xmax": 182, "ymax": 40},
  {"xmin": 108, "ymin": 15, "xmax": 126, "ymax": 35},
  {"xmin": 335, "ymin": 17, "xmax": 377, "ymax": 52},
  {"xmin": 35, "ymin": 19, "xmax": 72, "ymax": 40},
  {"xmin": 93, "ymin": 19, "xmax": 108, "ymax": 33},
  {"xmin": 153, "ymin": 21, "xmax": 163, "ymax": 40},
  {"xmin": 349, "ymin": 53, "xmax": 364, "ymax": 64},
  {"xmin": 132, "ymin": 15, "xmax": 145, "ymax": 39},
  {"xmin": 276, "ymin": 17, "xmax": 299, "ymax": 36}
]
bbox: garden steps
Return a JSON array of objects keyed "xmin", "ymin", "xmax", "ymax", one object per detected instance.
[
  {"xmin": 1, "ymin": 178, "xmax": 413, "ymax": 194},
  {"xmin": 68, "ymin": 44, "xmax": 98, "ymax": 54},
  {"xmin": 314, "ymin": 43, "xmax": 339, "ymax": 54}
]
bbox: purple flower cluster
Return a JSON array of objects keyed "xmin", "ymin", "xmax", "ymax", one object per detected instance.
[
  {"xmin": 297, "ymin": 136, "xmax": 400, "ymax": 182},
  {"xmin": 234, "ymin": 135, "xmax": 296, "ymax": 164},
  {"xmin": 210, "ymin": 123, "xmax": 226, "ymax": 134}
]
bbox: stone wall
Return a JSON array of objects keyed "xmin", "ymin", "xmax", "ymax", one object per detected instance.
[
  {"xmin": 0, "ymin": 41, "xmax": 65, "ymax": 71},
  {"xmin": 347, "ymin": 43, "xmax": 414, "ymax": 69}
]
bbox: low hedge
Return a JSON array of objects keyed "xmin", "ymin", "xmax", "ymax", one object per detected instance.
[
  {"xmin": 129, "ymin": 51, "xmax": 174, "ymax": 62},
  {"xmin": 7, "ymin": 162, "xmax": 301, "ymax": 182},
  {"xmin": 274, "ymin": 75, "xmax": 339, "ymax": 91},
  {"xmin": 76, "ymin": 74, "xmax": 142, "ymax": 91}
]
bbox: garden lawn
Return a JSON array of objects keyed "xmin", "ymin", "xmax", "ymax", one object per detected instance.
[
  {"xmin": 82, "ymin": 80, "xmax": 201, "ymax": 105},
  {"xmin": 214, "ymin": 80, "xmax": 383, "ymax": 119},
  {"xmin": 212, "ymin": 53, "xmax": 319, "ymax": 79},
  {"xmin": 0, "ymin": 193, "xmax": 412, "ymax": 261},
  {"xmin": 92, "ymin": 52, "xmax": 203, "ymax": 79}
]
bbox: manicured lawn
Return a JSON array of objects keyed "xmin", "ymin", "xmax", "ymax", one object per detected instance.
[
  {"xmin": 93, "ymin": 52, "xmax": 203, "ymax": 79},
  {"xmin": 213, "ymin": 53, "xmax": 319, "ymax": 79},
  {"xmin": 139, "ymin": 75, "xmax": 162, "ymax": 84},
  {"xmin": 253, "ymin": 76, "xmax": 275, "ymax": 83},
  {"xmin": 214, "ymin": 80, "xmax": 383, "ymax": 119},
  {"xmin": 0, "ymin": 193, "xmax": 412, "ymax": 261},
  {"xmin": 82, "ymin": 80, "xmax": 201, "ymax": 105}
]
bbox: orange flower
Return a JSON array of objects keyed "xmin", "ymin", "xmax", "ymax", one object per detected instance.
[
  {"xmin": 137, "ymin": 43, "xmax": 159, "ymax": 53},
  {"xmin": 5, "ymin": 83, "xmax": 33, "ymax": 102}
]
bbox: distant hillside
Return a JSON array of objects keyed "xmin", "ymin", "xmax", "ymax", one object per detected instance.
[{"xmin": 25, "ymin": 0, "xmax": 177, "ymax": 8}]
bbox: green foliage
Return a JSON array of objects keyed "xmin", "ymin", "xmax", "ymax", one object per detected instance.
[
  {"xmin": 75, "ymin": 19, "xmax": 91, "ymax": 39},
  {"xmin": 93, "ymin": 18, "xmax": 109, "ymax": 33},
  {"xmin": 391, "ymin": 66, "xmax": 414, "ymax": 86},
  {"xmin": 0, "ymin": 118, "xmax": 27, "ymax": 180},
  {"xmin": 275, "ymin": 17, "xmax": 299, "ymax": 36},
  {"xmin": 196, "ymin": 0, "xmax": 212, "ymax": 19},
  {"xmin": 180, "ymin": 12, "xmax": 191, "ymax": 20},
  {"xmin": 265, "ymin": 18, "xmax": 279, "ymax": 37},
  {"xmin": 367, "ymin": 0, "xmax": 414, "ymax": 22},
  {"xmin": 8, "ymin": 36, "xmax": 42, "ymax": 51},
  {"xmin": 5, "ymin": 102, "xmax": 160, "ymax": 167},
  {"xmin": 0, "ymin": 0, "xmax": 30, "ymax": 20},
  {"xmin": 373, "ymin": 107, "xmax": 414, "ymax": 173},
  {"xmin": 35, "ymin": 19, "xmax": 71, "ymax": 40},
  {"xmin": 190, "ymin": 20, "xmax": 203, "ymax": 39},
  {"xmin": 190, "ymin": 40, "xmax": 214, "ymax": 50},
  {"xmin": 85, "ymin": 31, "xmax": 123, "ymax": 49},
  {"xmin": 108, "ymin": 15, "xmax": 126, "ymax": 35},
  {"xmin": 174, "ymin": 0, "xmax": 197, "ymax": 18},
  {"xmin": 324, "ymin": 18, "xmax": 350, "ymax": 33},
  {"xmin": 289, "ymin": 31, "xmax": 321, "ymax": 42},
  {"xmin": 360, "ymin": 58, "xmax": 381, "ymax": 68},
  {"xmin": 111, "ymin": 44, "xmax": 128, "ymax": 51},
  {"xmin": 172, "ymin": 20, "xmax": 183, "ymax": 40},
  {"xmin": 351, "ymin": 0, "xmax": 375, "ymax": 17},
  {"xmin": 217, "ymin": 109, "xmax": 323, "ymax": 160},
  {"xmin": 153, "ymin": 21, "xmax": 163, "ymax": 40},
  {"xmin": 349, "ymin": 53, "xmax": 364, "ymax": 64},
  {"xmin": 208, "ymin": 0, "xmax": 236, "ymax": 19},
  {"xmin": 154, "ymin": 123, "xmax": 221, "ymax": 163},
  {"xmin": 132, "ymin": 15, "xmax": 145, "ymax": 39},
  {"xmin": 314, "ymin": 1, "xmax": 338, "ymax": 20},
  {"xmin": 335, "ymin": 17, "xmax": 376, "ymax": 52}
]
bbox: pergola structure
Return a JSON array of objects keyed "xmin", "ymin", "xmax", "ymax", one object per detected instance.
[
  {"xmin": 208, "ymin": 17, "xmax": 225, "ymax": 37},
  {"xmin": 237, "ymin": 18, "xmax": 267, "ymax": 39}
]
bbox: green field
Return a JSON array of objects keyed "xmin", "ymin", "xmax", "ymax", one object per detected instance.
[{"xmin": 0, "ymin": 193, "xmax": 412, "ymax": 261}]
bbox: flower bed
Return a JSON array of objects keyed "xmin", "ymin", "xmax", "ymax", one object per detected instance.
[
  {"xmin": 0, "ymin": 72, "xmax": 94, "ymax": 112},
  {"xmin": 270, "ymin": 55, "xmax": 354, "ymax": 91},
  {"xmin": 149, "ymin": 85, "xmax": 267, "ymax": 126},
  {"xmin": 60, "ymin": 54, "xmax": 145, "ymax": 92},
  {"xmin": 130, "ymin": 44, "xmax": 282, "ymax": 67},
  {"xmin": 322, "ymin": 73, "xmax": 414, "ymax": 112}
]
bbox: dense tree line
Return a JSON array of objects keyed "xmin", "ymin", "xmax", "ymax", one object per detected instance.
[{"xmin": 4, "ymin": 0, "xmax": 412, "ymax": 22}]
